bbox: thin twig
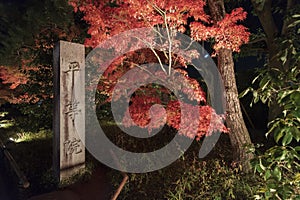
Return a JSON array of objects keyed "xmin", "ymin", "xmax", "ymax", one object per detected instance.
[
  {"xmin": 110, "ymin": 150, "xmax": 129, "ymax": 200},
  {"xmin": 133, "ymin": 36, "xmax": 167, "ymax": 74}
]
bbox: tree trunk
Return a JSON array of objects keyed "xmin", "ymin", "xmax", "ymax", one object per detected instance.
[
  {"xmin": 250, "ymin": 0, "xmax": 281, "ymax": 122},
  {"xmin": 218, "ymin": 49, "xmax": 254, "ymax": 172},
  {"xmin": 250, "ymin": 0, "xmax": 297, "ymax": 122},
  {"xmin": 207, "ymin": 0, "xmax": 254, "ymax": 172}
]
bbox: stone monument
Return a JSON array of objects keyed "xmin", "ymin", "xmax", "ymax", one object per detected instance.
[{"xmin": 53, "ymin": 41, "xmax": 85, "ymax": 182}]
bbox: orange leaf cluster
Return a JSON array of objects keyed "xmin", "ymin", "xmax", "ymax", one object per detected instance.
[
  {"xmin": 70, "ymin": 0, "xmax": 209, "ymax": 47},
  {"xmin": 69, "ymin": 0, "xmax": 249, "ymax": 138},
  {"xmin": 122, "ymin": 87, "xmax": 227, "ymax": 140},
  {"xmin": 191, "ymin": 8, "xmax": 250, "ymax": 52},
  {"xmin": 167, "ymin": 100, "xmax": 227, "ymax": 140},
  {"xmin": 0, "ymin": 66, "xmax": 28, "ymax": 89},
  {"xmin": 0, "ymin": 63, "xmax": 45, "ymax": 104},
  {"xmin": 70, "ymin": 0, "xmax": 249, "ymax": 52}
]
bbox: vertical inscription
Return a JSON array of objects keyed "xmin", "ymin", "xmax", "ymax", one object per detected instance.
[
  {"xmin": 53, "ymin": 41, "xmax": 85, "ymax": 183},
  {"xmin": 65, "ymin": 99, "xmax": 81, "ymax": 121},
  {"xmin": 64, "ymin": 137, "xmax": 83, "ymax": 156},
  {"xmin": 64, "ymin": 61, "xmax": 81, "ymax": 122}
]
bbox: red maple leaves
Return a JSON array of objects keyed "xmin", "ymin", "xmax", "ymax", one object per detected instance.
[
  {"xmin": 167, "ymin": 101, "xmax": 227, "ymax": 140},
  {"xmin": 0, "ymin": 64, "xmax": 47, "ymax": 104},
  {"xmin": 68, "ymin": 0, "xmax": 250, "ymax": 139},
  {"xmin": 93, "ymin": 49, "xmax": 228, "ymax": 139},
  {"xmin": 191, "ymin": 8, "xmax": 249, "ymax": 52},
  {"xmin": 70, "ymin": 0, "xmax": 249, "ymax": 52},
  {"xmin": 0, "ymin": 66, "xmax": 28, "ymax": 90}
]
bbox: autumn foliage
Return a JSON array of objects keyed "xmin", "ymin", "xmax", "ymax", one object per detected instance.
[
  {"xmin": 0, "ymin": 0, "xmax": 250, "ymax": 140},
  {"xmin": 0, "ymin": 64, "xmax": 38, "ymax": 104},
  {"xmin": 69, "ymin": 0, "xmax": 249, "ymax": 51},
  {"xmin": 0, "ymin": 61, "xmax": 51, "ymax": 104},
  {"xmin": 68, "ymin": 0, "xmax": 251, "ymax": 140},
  {"xmin": 0, "ymin": 24, "xmax": 78, "ymax": 105},
  {"xmin": 69, "ymin": 0, "xmax": 250, "ymax": 139}
]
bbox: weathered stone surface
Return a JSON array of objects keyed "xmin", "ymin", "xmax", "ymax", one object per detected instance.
[{"xmin": 53, "ymin": 41, "xmax": 85, "ymax": 182}]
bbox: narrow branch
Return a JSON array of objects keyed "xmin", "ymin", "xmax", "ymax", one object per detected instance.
[
  {"xmin": 148, "ymin": 1, "xmax": 173, "ymax": 76},
  {"xmin": 126, "ymin": 61, "xmax": 168, "ymax": 84},
  {"xmin": 133, "ymin": 36, "xmax": 167, "ymax": 74},
  {"xmin": 183, "ymin": 40, "xmax": 196, "ymax": 51},
  {"xmin": 163, "ymin": 14, "xmax": 173, "ymax": 75},
  {"xmin": 247, "ymin": 37, "xmax": 267, "ymax": 45},
  {"xmin": 111, "ymin": 172, "xmax": 128, "ymax": 200},
  {"xmin": 149, "ymin": 1, "xmax": 164, "ymax": 16},
  {"xmin": 251, "ymin": 0, "xmax": 278, "ymax": 42},
  {"xmin": 110, "ymin": 150, "xmax": 129, "ymax": 200}
]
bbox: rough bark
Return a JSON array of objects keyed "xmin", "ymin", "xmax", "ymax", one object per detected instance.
[
  {"xmin": 207, "ymin": 0, "xmax": 254, "ymax": 172},
  {"xmin": 217, "ymin": 49, "xmax": 254, "ymax": 172}
]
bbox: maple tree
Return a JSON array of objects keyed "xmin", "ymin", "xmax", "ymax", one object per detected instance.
[
  {"xmin": 70, "ymin": 0, "xmax": 244, "ymax": 140},
  {"xmin": 0, "ymin": 0, "xmax": 88, "ymax": 106},
  {"xmin": 70, "ymin": 0, "xmax": 253, "ymax": 168},
  {"xmin": 0, "ymin": 62, "xmax": 45, "ymax": 105},
  {"xmin": 0, "ymin": 0, "xmax": 85, "ymax": 131},
  {"xmin": 69, "ymin": 0, "xmax": 249, "ymax": 51},
  {"xmin": 0, "ymin": 65, "xmax": 29, "ymax": 104},
  {"xmin": 0, "ymin": 0, "xmax": 253, "ymax": 170},
  {"xmin": 206, "ymin": 0, "xmax": 254, "ymax": 172}
]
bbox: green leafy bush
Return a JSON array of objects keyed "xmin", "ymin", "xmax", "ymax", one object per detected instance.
[
  {"xmin": 251, "ymin": 146, "xmax": 300, "ymax": 199},
  {"xmin": 241, "ymin": 17, "xmax": 300, "ymax": 199},
  {"xmin": 109, "ymin": 137, "xmax": 259, "ymax": 200},
  {"xmin": 166, "ymin": 159, "xmax": 258, "ymax": 200}
]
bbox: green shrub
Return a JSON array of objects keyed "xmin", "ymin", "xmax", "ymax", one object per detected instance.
[
  {"xmin": 251, "ymin": 146, "xmax": 300, "ymax": 199},
  {"xmin": 241, "ymin": 22, "xmax": 300, "ymax": 199},
  {"xmin": 109, "ymin": 139, "xmax": 259, "ymax": 200},
  {"xmin": 166, "ymin": 159, "xmax": 258, "ymax": 200}
]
